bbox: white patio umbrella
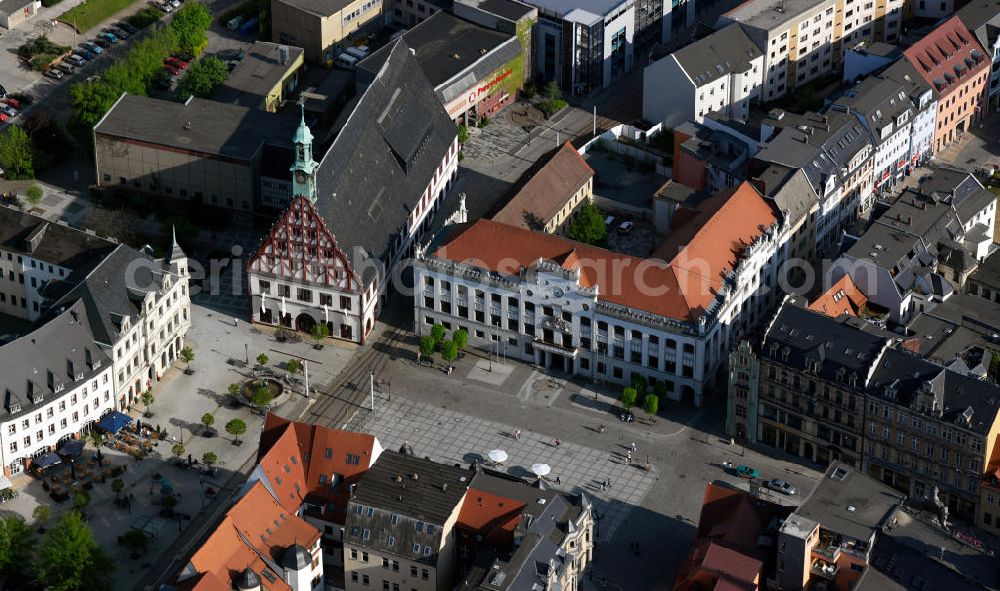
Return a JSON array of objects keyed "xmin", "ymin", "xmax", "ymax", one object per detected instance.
[
  {"xmin": 531, "ymin": 463, "xmax": 551, "ymax": 477},
  {"xmin": 488, "ymin": 449, "xmax": 508, "ymax": 463}
]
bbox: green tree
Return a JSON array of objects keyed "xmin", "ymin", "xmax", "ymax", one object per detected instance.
[
  {"xmin": 179, "ymin": 346, "xmax": 194, "ymax": 369},
  {"xmin": 127, "ymin": 6, "xmax": 162, "ymax": 29},
  {"xmin": 111, "ymin": 478, "xmax": 125, "ymax": 500},
  {"xmin": 620, "ymin": 386, "xmax": 637, "ymax": 409},
  {"xmin": 0, "ymin": 126, "xmax": 35, "ymax": 180},
  {"xmin": 311, "ymin": 322, "xmax": 330, "ymax": 343},
  {"xmin": 419, "ymin": 335, "xmax": 436, "ymax": 358},
  {"xmin": 453, "ymin": 328, "xmax": 469, "ymax": 350},
  {"xmin": 141, "ymin": 390, "xmax": 154, "ymax": 413},
  {"xmin": 200, "ymin": 412, "xmax": 215, "ymax": 433},
  {"xmin": 431, "ymin": 323, "xmax": 446, "ymax": 344},
  {"xmin": 225, "ymin": 418, "xmax": 247, "ymax": 444},
  {"xmin": 250, "ymin": 386, "xmax": 272, "ymax": 409},
  {"xmin": 32, "ymin": 505, "xmax": 52, "ymax": 530},
  {"xmin": 256, "ymin": 353, "xmax": 269, "ymax": 367},
  {"xmin": 631, "ymin": 374, "xmax": 648, "ymax": 395},
  {"xmin": 643, "ymin": 394, "xmax": 659, "ymax": 415},
  {"xmin": 171, "ymin": 443, "xmax": 185, "ymax": 459},
  {"xmin": 26, "ymin": 185, "xmax": 43, "ymax": 206},
  {"xmin": 567, "ymin": 201, "xmax": 607, "ymax": 247},
  {"xmin": 177, "ymin": 56, "xmax": 229, "ymax": 100},
  {"xmin": 441, "ymin": 340, "xmax": 458, "ymax": 362},
  {"xmin": 72, "ymin": 491, "xmax": 90, "ymax": 513},
  {"xmin": 544, "ymin": 79, "xmax": 561, "ymax": 100},
  {"xmin": 285, "ymin": 358, "xmax": 301, "ymax": 375},
  {"xmin": 36, "ymin": 512, "xmax": 112, "ymax": 591},
  {"xmin": 0, "ymin": 515, "xmax": 35, "ymax": 576},
  {"xmin": 457, "ymin": 124, "xmax": 469, "ymax": 143},
  {"xmin": 202, "ymin": 451, "xmax": 217, "ymax": 467},
  {"xmin": 227, "ymin": 383, "xmax": 241, "ymax": 405},
  {"xmin": 169, "ymin": 2, "xmax": 213, "ymax": 55}
]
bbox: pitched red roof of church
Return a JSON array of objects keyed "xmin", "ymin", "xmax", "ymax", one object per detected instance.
[{"xmin": 433, "ymin": 181, "xmax": 777, "ymax": 322}]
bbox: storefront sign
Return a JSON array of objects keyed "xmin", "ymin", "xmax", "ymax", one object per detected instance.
[{"xmin": 467, "ymin": 69, "xmax": 513, "ymax": 105}]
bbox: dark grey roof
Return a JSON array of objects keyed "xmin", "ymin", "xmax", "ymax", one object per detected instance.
[
  {"xmin": 314, "ymin": 40, "xmax": 457, "ymax": 275},
  {"xmin": 971, "ymin": 249, "xmax": 1000, "ymax": 289},
  {"xmin": 95, "ymin": 94, "xmax": 299, "ymax": 160},
  {"xmin": 762, "ymin": 303, "xmax": 889, "ymax": 381},
  {"xmin": 281, "ymin": 544, "xmax": 310, "ymax": 570},
  {"xmin": 833, "ymin": 75, "xmax": 914, "ymax": 147},
  {"xmin": 358, "ymin": 12, "xmax": 519, "ymax": 96},
  {"xmin": 849, "ymin": 41, "xmax": 902, "ymax": 60},
  {"xmin": 42, "ymin": 244, "xmax": 175, "ymax": 346},
  {"xmin": 907, "ymin": 293, "xmax": 1000, "ymax": 364},
  {"xmin": 236, "ymin": 567, "xmax": 261, "ymax": 590},
  {"xmin": 756, "ymin": 164, "xmax": 818, "ymax": 226},
  {"xmin": 272, "ymin": 0, "xmax": 354, "ymax": 17},
  {"xmin": 0, "ymin": 0, "xmax": 34, "ymax": 13},
  {"xmin": 858, "ymin": 529, "xmax": 995, "ymax": 591},
  {"xmin": 867, "ymin": 348, "xmax": 1000, "ymax": 435},
  {"xmin": 671, "ymin": 23, "xmax": 763, "ymax": 87},
  {"xmin": 462, "ymin": 0, "xmax": 534, "ymax": 20},
  {"xmin": 957, "ymin": 0, "xmax": 1000, "ymax": 33},
  {"xmin": 0, "ymin": 205, "xmax": 116, "ymax": 270},
  {"xmin": 787, "ymin": 462, "xmax": 904, "ymax": 543},
  {"xmin": 351, "ymin": 450, "xmax": 470, "ymax": 524},
  {"xmin": 215, "ymin": 42, "xmax": 303, "ymax": 108},
  {"xmin": 0, "ymin": 300, "xmax": 110, "ymax": 421}
]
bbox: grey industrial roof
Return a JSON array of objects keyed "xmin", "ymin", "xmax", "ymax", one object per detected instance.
[
  {"xmin": 789, "ymin": 462, "xmax": 904, "ymax": 543},
  {"xmin": 358, "ymin": 12, "xmax": 518, "ymax": 93},
  {"xmin": 0, "ymin": 206, "xmax": 115, "ymax": 270},
  {"xmin": 42, "ymin": 244, "xmax": 176, "ymax": 346},
  {"xmin": 272, "ymin": 0, "xmax": 355, "ymax": 17},
  {"xmin": 762, "ymin": 302, "xmax": 889, "ymax": 380},
  {"xmin": 907, "ymin": 293, "xmax": 1000, "ymax": 364},
  {"xmin": 849, "ymin": 41, "xmax": 902, "ymax": 59},
  {"xmin": 313, "ymin": 40, "xmax": 457, "ymax": 278},
  {"xmin": 215, "ymin": 42, "xmax": 303, "ymax": 107},
  {"xmin": 719, "ymin": 0, "xmax": 825, "ymax": 32},
  {"xmin": 351, "ymin": 451, "xmax": 470, "ymax": 524},
  {"xmin": 671, "ymin": 23, "xmax": 762, "ymax": 87},
  {"xmin": 867, "ymin": 348, "xmax": 1000, "ymax": 435},
  {"xmin": 0, "ymin": 0, "xmax": 34, "ymax": 13},
  {"xmin": 463, "ymin": 0, "xmax": 534, "ymax": 20},
  {"xmin": 95, "ymin": 94, "xmax": 299, "ymax": 160},
  {"xmin": 0, "ymin": 300, "xmax": 111, "ymax": 422},
  {"xmin": 521, "ymin": 0, "xmax": 624, "ymax": 19},
  {"xmin": 858, "ymin": 527, "xmax": 998, "ymax": 591}
]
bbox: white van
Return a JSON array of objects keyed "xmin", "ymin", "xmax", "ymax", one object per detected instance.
[
  {"xmin": 334, "ymin": 53, "xmax": 358, "ymax": 70},
  {"xmin": 345, "ymin": 46, "xmax": 368, "ymax": 60}
]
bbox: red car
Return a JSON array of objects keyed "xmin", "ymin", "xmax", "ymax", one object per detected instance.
[
  {"xmin": 164, "ymin": 57, "xmax": 189, "ymax": 70},
  {"xmin": 0, "ymin": 113, "xmax": 7, "ymax": 124},
  {"xmin": 163, "ymin": 64, "xmax": 181, "ymax": 76},
  {"xmin": 1, "ymin": 98, "xmax": 20, "ymax": 110}
]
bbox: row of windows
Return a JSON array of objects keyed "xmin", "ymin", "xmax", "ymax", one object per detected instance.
[{"xmin": 257, "ymin": 280, "xmax": 353, "ymax": 310}]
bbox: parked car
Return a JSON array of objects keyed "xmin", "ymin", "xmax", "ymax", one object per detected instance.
[
  {"xmin": 0, "ymin": 113, "xmax": 8, "ymax": 124},
  {"xmin": 44, "ymin": 68, "xmax": 64, "ymax": 80},
  {"xmin": 0, "ymin": 105, "xmax": 15, "ymax": 118},
  {"xmin": 98, "ymin": 32, "xmax": 118, "ymax": 44},
  {"xmin": 163, "ymin": 64, "xmax": 180, "ymax": 76},
  {"xmin": 157, "ymin": 2, "xmax": 173, "ymax": 12},
  {"xmin": 618, "ymin": 221, "xmax": 634, "ymax": 235},
  {"xmin": 107, "ymin": 27, "xmax": 128, "ymax": 39},
  {"xmin": 164, "ymin": 56, "xmax": 188, "ymax": 69},
  {"xmin": 116, "ymin": 21, "xmax": 137, "ymax": 34},
  {"xmin": 92, "ymin": 37, "xmax": 111, "ymax": 48},
  {"xmin": 55, "ymin": 62, "xmax": 74, "ymax": 75},
  {"xmin": 74, "ymin": 49, "xmax": 95, "ymax": 60},
  {"xmin": 766, "ymin": 479, "xmax": 798, "ymax": 495},
  {"xmin": 604, "ymin": 215, "xmax": 617, "ymax": 230},
  {"xmin": 169, "ymin": 0, "xmax": 180, "ymax": 7},
  {"xmin": 735, "ymin": 465, "xmax": 760, "ymax": 479},
  {"xmin": 65, "ymin": 54, "xmax": 86, "ymax": 67},
  {"xmin": 1, "ymin": 97, "xmax": 21, "ymax": 110},
  {"xmin": 82, "ymin": 41, "xmax": 103, "ymax": 54}
]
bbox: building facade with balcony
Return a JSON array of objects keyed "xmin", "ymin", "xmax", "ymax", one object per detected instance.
[
  {"xmin": 0, "ymin": 301, "xmax": 115, "ymax": 477},
  {"xmin": 415, "ymin": 181, "xmax": 787, "ymax": 406}
]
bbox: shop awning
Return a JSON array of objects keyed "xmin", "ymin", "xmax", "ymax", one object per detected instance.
[
  {"xmin": 34, "ymin": 453, "xmax": 62, "ymax": 469},
  {"xmin": 57, "ymin": 439, "xmax": 85, "ymax": 458},
  {"xmin": 96, "ymin": 411, "xmax": 133, "ymax": 434}
]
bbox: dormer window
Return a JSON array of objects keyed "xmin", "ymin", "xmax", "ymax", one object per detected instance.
[{"xmin": 10, "ymin": 404, "xmax": 20, "ymax": 414}]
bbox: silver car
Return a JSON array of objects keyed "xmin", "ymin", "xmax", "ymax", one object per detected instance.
[{"xmin": 767, "ymin": 479, "xmax": 798, "ymax": 495}]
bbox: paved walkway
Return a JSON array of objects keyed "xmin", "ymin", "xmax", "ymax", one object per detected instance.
[{"xmin": 353, "ymin": 396, "xmax": 657, "ymax": 541}]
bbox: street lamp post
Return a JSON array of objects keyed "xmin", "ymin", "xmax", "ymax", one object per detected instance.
[{"xmin": 244, "ymin": 344, "xmax": 248, "ymax": 365}]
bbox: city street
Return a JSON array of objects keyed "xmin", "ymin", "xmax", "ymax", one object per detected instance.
[{"xmin": 299, "ymin": 302, "xmax": 823, "ymax": 590}]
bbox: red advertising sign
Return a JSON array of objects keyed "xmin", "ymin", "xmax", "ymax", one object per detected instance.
[{"xmin": 467, "ymin": 69, "xmax": 513, "ymax": 105}]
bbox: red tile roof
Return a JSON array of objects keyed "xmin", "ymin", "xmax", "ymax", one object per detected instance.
[
  {"xmin": 433, "ymin": 181, "xmax": 776, "ymax": 322},
  {"xmin": 185, "ymin": 482, "xmax": 319, "ymax": 591},
  {"xmin": 457, "ymin": 487, "xmax": 526, "ymax": 543},
  {"xmin": 903, "ymin": 16, "xmax": 989, "ymax": 97},
  {"xmin": 492, "ymin": 142, "xmax": 594, "ymax": 230},
  {"xmin": 701, "ymin": 542, "xmax": 762, "ymax": 587},
  {"xmin": 258, "ymin": 413, "xmax": 381, "ymax": 521},
  {"xmin": 808, "ymin": 275, "xmax": 869, "ymax": 318}
]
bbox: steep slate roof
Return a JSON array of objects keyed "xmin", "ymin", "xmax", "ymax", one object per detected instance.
[
  {"xmin": 671, "ymin": 23, "xmax": 762, "ymax": 87},
  {"xmin": 351, "ymin": 450, "xmax": 470, "ymax": 525},
  {"xmin": 754, "ymin": 164, "xmax": 818, "ymax": 227},
  {"xmin": 435, "ymin": 182, "xmax": 777, "ymax": 323},
  {"xmin": 0, "ymin": 301, "xmax": 110, "ymax": 422},
  {"xmin": 184, "ymin": 482, "xmax": 318, "ymax": 591},
  {"xmin": 834, "ymin": 75, "xmax": 914, "ymax": 148},
  {"xmin": 491, "ymin": 142, "xmax": 594, "ymax": 230},
  {"xmin": 314, "ymin": 39, "xmax": 456, "ymax": 273},
  {"xmin": 903, "ymin": 16, "xmax": 990, "ymax": 98},
  {"xmin": 0, "ymin": 205, "xmax": 115, "ymax": 270}
]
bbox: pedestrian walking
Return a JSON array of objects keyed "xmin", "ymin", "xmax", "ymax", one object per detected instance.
[
  {"xmin": 630, "ymin": 441, "xmax": 636, "ymax": 452},
  {"xmin": 554, "ymin": 439, "xmax": 561, "ymax": 448},
  {"xmin": 600, "ymin": 482, "xmax": 607, "ymax": 492},
  {"xmin": 556, "ymin": 476, "xmax": 562, "ymax": 485}
]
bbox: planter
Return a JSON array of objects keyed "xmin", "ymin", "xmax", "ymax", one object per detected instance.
[
  {"xmin": 313, "ymin": 343, "xmax": 324, "ymax": 350},
  {"xmin": 232, "ymin": 440, "xmax": 243, "ymax": 446},
  {"xmin": 183, "ymin": 368, "xmax": 195, "ymax": 375},
  {"xmin": 143, "ymin": 411, "xmax": 154, "ymax": 418}
]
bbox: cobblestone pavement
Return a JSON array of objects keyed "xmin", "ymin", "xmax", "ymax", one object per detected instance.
[{"xmin": 353, "ymin": 396, "xmax": 657, "ymax": 542}]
